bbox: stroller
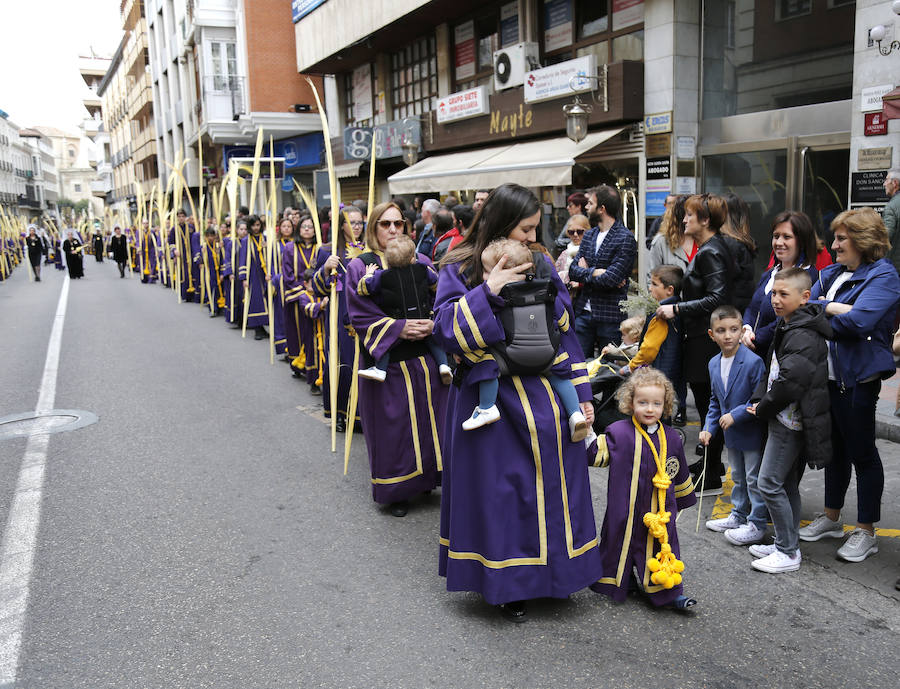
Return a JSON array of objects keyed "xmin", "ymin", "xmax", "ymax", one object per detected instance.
[{"xmin": 587, "ymin": 356, "xmax": 687, "ymax": 446}]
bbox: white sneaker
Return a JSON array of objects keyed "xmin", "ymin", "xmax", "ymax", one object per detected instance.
[
  {"xmin": 358, "ymin": 366, "xmax": 387, "ymax": 382},
  {"xmin": 705, "ymin": 514, "xmax": 744, "ymax": 533},
  {"xmin": 724, "ymin": 522, "xmax": 766, "ymax": 546},
  {"xmin": 748, "ymin": 543, "xmax": 777, "ymax": 559},
  {"xmin": 798, "ymin": 513, "xmax": 844, "ymax": 542},
  {"xmin": 836, "ymin": 528, "xmax": 878, "ymax": 563},
  {"xmin": 568, "ymin": 411, "xmax": 588, "ymax": 442},
  {"xmin": 751, "ymin": 549, "xmax": 801, "ymax": 573},
  {"xmin": 438, "ymin": 364, "xmax": 453, "ymax": 385},
  {"xmin": 462, "ymin": 405, "xmax": 500, "ymax": 430},
  {"xmin": 584, "ymin": 428, "xmax": 598, "ymax": 449}
]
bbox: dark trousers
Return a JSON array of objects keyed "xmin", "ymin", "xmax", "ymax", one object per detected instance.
[
  {"xmin": 827, "ymin": 380, "xmax": 883, "ymax": 524},
  {"xmin": 574, "ymin": 311, "xmax": 621, "ymax": 360},
  {"xmin": 689, "ymin": 381, "xmax": 724, "ymax": 476},
  {"xmin": 117, "ymin": 260, "xmax": 126, "ymax": 277}
]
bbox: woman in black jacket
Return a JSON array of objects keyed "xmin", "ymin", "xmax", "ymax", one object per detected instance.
[
  {"xmin": 26, "ymin": 225, "xmax": 45, "ymax": 281},
  {"xmin": 109, "ymin": 225, "xmax": 129, "ymax": 278},
  {"xmin": 721, "ymin": 193, "xmax": 757, "ymax": 313},
  {"xmin": 655, "ymin": 193, "xmax": 734, "ymax": 491}
]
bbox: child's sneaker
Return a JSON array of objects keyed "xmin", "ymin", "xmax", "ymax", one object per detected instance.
[
  {"xmin": 836, "ymin": 528, "xmax": 878, "ymax": 563},
  {"xmin": 462, "ymin": 405, "xmax": 500, "ymax": 430},
  {"xmin": 438, "ymin": 364, "xmax": 453, "ymax": 385},
  {"xmin": 748, "ymin": 543, "xmax": 777, "ymax": 559},
  {"xmin": 751, "ymin": 549, "xmax": 801, "ymax": 573},
  {"xmin": 798, "ymin": 513, "xmax": 844, "ymax": 541},
  {"xmin": 705, "ymin": 514, "xmax": 743, "ymax": 533},
  {"xmin": 568, "ymin": 411, "xmax": 588, "ymax": 442},
  {"xmin": 358, "ymin": 366, "xmax": 387, "ymax": 382},
  {"xmin": 724, "ymin": 522, "xmax": 766, "ymax": 546},
  {"xmin": 584, "ymin": 428, "xmax": 598, "ymax": 449}
]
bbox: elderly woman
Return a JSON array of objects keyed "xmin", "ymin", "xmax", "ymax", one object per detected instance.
[
  {"xmin": 313, "ymin": 205, "xmax": 367, "ymax": 433},
  {"xmin": 656, "ymin": 194, "xmax": 734, "ymax": 493},
  {"xmin": 345, "ymin": 201, "xmax": 446, "ymax": 517},
  {"xmin": 554, "ymin": 212, "xmax": 589, "ymax": 295},
  {"xmin": 800, "ymin": 208, "xmax": 900, "ymax": 563},
  {"xmin": 741, "ymin": 211, "xmax": 819, "ymax": 362},
  {"xmin": 62, "ymin": 230, "xmax": 84, "ymax": 279},
  {"xmin": 432, "ymin": 183, "xmax": 602, "ymax": 623},
  {"xmin": 26, "ymin": 225, "xmax": 45, "ymax": 281}
]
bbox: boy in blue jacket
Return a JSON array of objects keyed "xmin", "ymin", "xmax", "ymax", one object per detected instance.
[{"xmin": 700, "ymin": 305, "xmax": 767, "ymax": 545}]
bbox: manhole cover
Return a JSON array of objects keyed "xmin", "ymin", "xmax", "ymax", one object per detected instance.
[{"xmin": 0, "ymin": 409, "xmax": 99, "ymax": 440}]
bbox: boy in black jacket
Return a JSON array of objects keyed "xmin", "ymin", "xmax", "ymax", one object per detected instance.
[{"xmin": 747, "ymin": 267, "xmax": 832, "ymax": 574}]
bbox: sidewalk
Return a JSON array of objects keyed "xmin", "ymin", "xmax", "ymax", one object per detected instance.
[{"xmin": 875, "ymin": 369, "xmax": 900, "ymax": 442}]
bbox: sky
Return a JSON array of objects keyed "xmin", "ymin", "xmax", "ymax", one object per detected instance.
[{"xmin": 0, "ymin": 0, "xmax": 123, "ymax": 133}]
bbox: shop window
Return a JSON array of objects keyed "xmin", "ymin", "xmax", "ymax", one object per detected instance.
[
  {"xmin": 391, "ymin": 36, "xmax": 437, "ymax": 121},
  {"xmin": 344, "ymin": 64, "xmax": 376, "ymax": 127},
  {"xmin": 542, "ymin": 0, "xmax": 643, "ymax": 66},
  {"xmin": 453, "ymin": 10, "xmax": 504, "ymax": 92},
  {"xmin": 776, "ymin": 0, "xmax": 812, "ymax": 21}
]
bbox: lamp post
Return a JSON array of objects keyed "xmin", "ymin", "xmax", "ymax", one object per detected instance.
[
  {"xmin": 561, "ymin": 68, "xmax": 608, "ymax": 143},
  {"xmin": 870, "ymin": 1, "xmax": 900, "ymax": 55}
]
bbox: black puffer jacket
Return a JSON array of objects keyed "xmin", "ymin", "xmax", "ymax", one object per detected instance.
[{"xmin": 752, "ymin": 303, "xmax": 833, "ymax": 468}]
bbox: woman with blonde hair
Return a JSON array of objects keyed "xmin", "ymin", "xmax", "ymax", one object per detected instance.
[{"xmin": 647, "ymin": 195, "xmax": 695, "ymax": 283}]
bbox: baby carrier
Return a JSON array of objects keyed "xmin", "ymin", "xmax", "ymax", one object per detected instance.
[{"xmin": 489, "ymin": 251, "xmax": 562, "ymax": 376}]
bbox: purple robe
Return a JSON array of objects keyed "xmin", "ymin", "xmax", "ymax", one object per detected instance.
[
  {"xmin": 237, "ymin": 234, "xmax": 269, "ymax": 329},
  {"xmin": 221, "ymin": 237, "xmax": 243, "ymax": 324},
  {"xmin": 283, "ymin": 242, "xmax": 322, "ymax": 380},
  {"xmin": 199, "ymin": 241, "xmax": 224, "ymax": 310},
  {"xmin": 432, "ymin": 256, "xmax": 602, "ymax": 605},
  {"xmin": 591, "ymin": 419, "xmax": 697, "ymax": 606},
  {"xmin": 312, "ymin": 245, "xmax": 359, "ymax": 422},
  {"xmin": 346, "ymin": 251, "xmax": 447, "ymax": 503},
  {"xmin": 268, "ymin": 238, "xmax": 292, "ymax": 355},
  {"xmin": 53, "ymin": 238, "xmax": 65, "ymax": 270},
  {"xmin": 168, "ymin": 224, "xmax": 201, "ymax": 302},
  {"xmin": 137, "ymin": 230, "xmax": 159, "ymax": 283}
]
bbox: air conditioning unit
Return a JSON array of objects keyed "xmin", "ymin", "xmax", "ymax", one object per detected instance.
[{"xmin": 493, "ymin": 42, "xmax": 540, "ymax": 91}]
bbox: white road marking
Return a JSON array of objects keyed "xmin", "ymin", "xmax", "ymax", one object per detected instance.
[{"xmin": 0, "ymin": 275, "xmax": 69, "ymax": 684}]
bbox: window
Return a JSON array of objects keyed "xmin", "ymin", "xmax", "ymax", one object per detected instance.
[
  {"xmin": 453, "ymin": 12, "xmax": 503, "ymax": 92},
  {"xmin": 725, "ymin": 0, "xmax": 736, "ymax": 49},
  {"xmin": 68, "ymin": 147, "xmax": 76, "ymax": 159},
  {"xmin": 344, "ymin": 64, "xmax": 376, "ymax": 127},
  {"xmin": 390, "ymin": 35, "xmax": 438, "ymax": 120},
  {"xmin": 74, "ymin": 183, "xmax": 82, "ymax": 192},
  {"xmin": 210, "ymin": 41, "xmax": 238, "ymax": 91},
  {"xmin": 542, "ymin": 0, "xmax": 644, "ymax": 66},
  {"xmin": 776, "ymin": 0, "xmax": 812, "ymax": 21}
]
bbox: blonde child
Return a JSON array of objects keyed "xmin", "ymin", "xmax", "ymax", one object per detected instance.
[{"xmin": 600, "ymin": 315, "xmax": 644, "ymax": 361}]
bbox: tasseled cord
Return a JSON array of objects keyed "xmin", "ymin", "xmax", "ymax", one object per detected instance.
[{"xmin": 633, "ymin": 417, "xmax": 685, "ymax": 589}]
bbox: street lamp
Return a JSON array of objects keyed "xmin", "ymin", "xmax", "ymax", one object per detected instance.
[
  {"xmin": 870, "ymin": 1, "xmax": 900, "ymax": 56},
  {"xmin": 562, "ymin": 68, "xmax": 608, "ymax": 143},
  {"xmin": 402, "ymin": 138, "xmax": 419, "ymax": 166}
]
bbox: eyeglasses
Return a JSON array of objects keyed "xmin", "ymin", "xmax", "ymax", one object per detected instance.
[
  {"xmin": 377, "ymin": 219, "xmax": 405, "ymax": 229},
  {"xmin": 348, "ymin": 220, "xmax": 364, "ymax": 227},
  {"xmin": 567, "ymin": 229, "xmax": 585, "ymax": 237}
]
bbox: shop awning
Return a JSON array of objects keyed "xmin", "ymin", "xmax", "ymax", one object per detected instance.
[
  {"xmin": 334, "ymin": 161, "xmax": 363, "ymax": 178},
  {"xmin": 387, "ymin": 128, "xmax": 626, "ymax": 194},
  {"xmin": 883, "ymin": 87, "xmax": 900, "ymax": 121}
]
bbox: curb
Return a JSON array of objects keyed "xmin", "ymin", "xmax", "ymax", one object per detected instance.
[{"xmin": 875, "ymin": 414, "xmax": 900, "ymax": 443}]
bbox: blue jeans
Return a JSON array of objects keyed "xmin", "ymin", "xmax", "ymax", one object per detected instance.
[
  {"xmin": 727, "ymin": 446, "xmax": 767, "ymax": 530},
  {"xmin": 758, "ymin": 420, "xmax": 804, "ymax": 555},
  {"xmin": 574, "ymin": 311, "xmax": 621, "ymax": 360},
  {"xmin": 478, "ymin": 374, "xmax": 579, "ymax": 418},
  {"xmin": 826, "ymin": 380, "xmax": 883, "ymax": 524}
]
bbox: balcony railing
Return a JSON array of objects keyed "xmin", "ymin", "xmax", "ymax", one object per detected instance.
[{"xmin": 201, "ymin": 76, "xmax": 246, "ymax": 122}]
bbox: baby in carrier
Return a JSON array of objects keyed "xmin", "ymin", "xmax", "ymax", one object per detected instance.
[
  {"xmin": 357, "ymin": 234, "xmax": 453, "ymax": 384},
  {"xmin": 463, "ymin": 238, "xmax": 588, "ymax": 442}
]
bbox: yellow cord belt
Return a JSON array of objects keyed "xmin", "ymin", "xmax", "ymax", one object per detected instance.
[{"xmin": 633, "ymin": 417, "xmax": 685, "ymax": 589}]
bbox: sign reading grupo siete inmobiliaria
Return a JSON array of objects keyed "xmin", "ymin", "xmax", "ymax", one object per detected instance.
[
  {"xmin": 523, "ymin": 55, "xmax": 597, "ymax": 104},
  {"xmin": 436, "ymin": 86, "xmax": 490, "ymax": 124},
  {"xmin": 292, "ymin": 0, "xmax": 327, "ymax": 22}
]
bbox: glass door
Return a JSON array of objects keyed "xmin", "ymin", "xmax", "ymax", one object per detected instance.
[{"xmin": 798, "ymin": 146, "xmax": 849, "ymax": 254}]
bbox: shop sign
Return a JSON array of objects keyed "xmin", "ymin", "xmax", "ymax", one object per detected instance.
[
  {"xmin": 645, "ymin": 133, "xmax": 671, "ymax": 157},
  {"xmin": 646, "ymin": 156, "xmax": 671, "ymax": 180},
  {"xmin": 490, "ymin": 103, "xmax": 534, "ymax": 137},
  {"xmin": 676, "ymin": 135, "xmax": 695, "ymax": 159},
  {"xmin": 291, "ymin": 0, "xmax": 327, "ymax": 23},
  {"xmin": 612, "ymin": 0, "xmax": 643, "ymax": 30},
  {"xmin": 351, "ymin": 64, "xmax": 373, "ymax": 123},
  {"xmin": 343, "ymin": 120, "xmax": 421, "ymax": 160},
  {"xmin": 850, "ymin": 171, "xmax": 890, "ymax": 204},
  {"xmin": 644, "ymin": 112, "xmax": 672, "ymax": 135},
  {"xmin": 500, "ymin": 2, "xmax": 520, "ymax": 47},
  {"xmin": 543, "ymin": 0, "xmax": 573, "ymax": 52},
  {"xmin": 524, "ymin": 55, "xmax": 596, "ymax": 104},
  {"xmin": 646, "ymin": 182, "xmax": 671, "ymax": 216},
  {"xmin": 676, "ymin": 177, "xmax": 696, "ymax": 194},
  {"xmin": 864, "ymin": 112, "xmax": 888, "ymax": 137},
  {"xmin": 454, "ymin": 21, "xmax": 476, "ymax": 82},
  {"xmin": 436, "ymin": 86, "xmax": 490, "ymax": 124},
  {"xmin": 858, "ymin": 147, "xmax": 893, "ymax": 171},
  {"xmin": 860, "ymin": 84, "xmax": 894, "ymax": 113}
]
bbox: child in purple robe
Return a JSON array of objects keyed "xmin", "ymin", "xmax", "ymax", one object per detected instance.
[
  {"xmin": 591, "ymin": 367, "xmax": 698, "ymax": 609},
  {"xmin": 356, "ymin": 235, "xmax": 452, "ymax": 384},
  {"xmin": 462, "ymin": 238, "xmax": 588, "ymax": 442}
]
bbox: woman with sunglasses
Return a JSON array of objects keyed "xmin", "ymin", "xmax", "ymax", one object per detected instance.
[
  {"xmin": 431, "ymin": 183, "xmax": 602, "ymax": 623},
  {"xmin": 345, "ymin": 202, "xmax": 447, "ymax": 517},
  {"xmin": 312, "ymin": 205, "xmax": 367, "ymax": 432},
  {"xmin": 554, "ymin": 213, "xmax": 589, "ymax": 297}
]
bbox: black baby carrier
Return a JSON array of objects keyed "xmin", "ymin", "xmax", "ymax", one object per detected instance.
[{"xmin": 489, "ymin": 251, "xmax": 562, "ymax": 376}]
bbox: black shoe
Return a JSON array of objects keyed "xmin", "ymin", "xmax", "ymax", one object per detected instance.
[
  {"xmin": 498, "ymin": 600, "xmax": 527, "ymax": 623},
  {"xmin": 697, "ymin": 475, "xmax": 723, "ymax": 497},
  {"xmin": 667, "ymin": 595, "xmax": 697, "ymax": 612},
  {"xmin": 335, "ymin": 417, "xmax": 346, "ymax": 433},
  {"xmin": 35, "ymin": 276, "xmax": 40, "ymax": 282},
  {"xmin": 895, "ymin": 577, "xmax": 900, "ymax": 592},
  {"xmin": 389, "ymin": 501, "xmax": 409, "ymax": 517},
  {"xmin": 673, "ymin": 408, "xmax": 686, "ymax": 426},
  {"xmin": 309, "ymin": 384, "xmax": 321, "ymax": 395},
  {"xmin": 254, "ymin": 327, "xmax": 268, "ymax": 340}
]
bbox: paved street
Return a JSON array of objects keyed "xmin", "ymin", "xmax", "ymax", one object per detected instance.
[{"xmin": 1, "ymin": 262, "xmax": 898, "ymax": 689}]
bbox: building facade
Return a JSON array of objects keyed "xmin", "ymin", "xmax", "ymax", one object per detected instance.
[
  {"xmin": 294, "ymin": 0, "xmax": 899, "ymax": 270},
  {"xmin": 0, "ymin": 113, "xmax": 29, "ymax": 211},
  {"xmin": 18, "ymin": 129, "xmax": 59, "ymax": 217},
  {"xmin": 146, "ymin": 0, "xmax": 325, "ymax": 213}
]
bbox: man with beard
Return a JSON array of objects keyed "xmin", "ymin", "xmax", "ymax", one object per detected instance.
[{"xmin": 566, "ymin": 184, "xmax": 637, "ymax": 358}]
